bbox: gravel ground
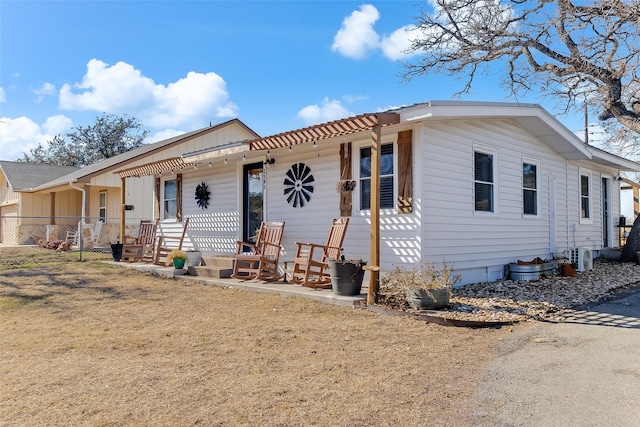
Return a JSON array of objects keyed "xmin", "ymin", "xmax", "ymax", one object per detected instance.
[{"xmin": 413, "ymin": 259, "xmax": 640, "ymax": 323}]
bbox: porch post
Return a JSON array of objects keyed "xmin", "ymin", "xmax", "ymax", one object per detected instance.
[
  {"xmin": 120, "ymin": 177, "xmax": 126, "ymax": 241},
  {"xmin": 367, "ymin": 124, "xmax": 381, "ymax": 305}
]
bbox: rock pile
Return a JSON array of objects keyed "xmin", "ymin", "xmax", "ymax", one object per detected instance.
[{"xmin": 422, "ymin": 259, "xmax": 640, "ymax": 323}]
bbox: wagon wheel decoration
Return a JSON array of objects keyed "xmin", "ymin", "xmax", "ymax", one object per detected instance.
[
  {"xmin": 283, "ymin": 163, "xmax": 314, "ymax": 208},
  {"xmin": 194, "ymin": 181, "xmax": 211, "ymax": 209}
]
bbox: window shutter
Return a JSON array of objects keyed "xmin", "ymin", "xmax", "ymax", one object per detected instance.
[
  {"xmin": 397, "ymin": 130, "xmax": 413, "ymax": 213},
  {"xmin": 339, "ymin": 142, "xmax": 352, "ymax": 216},
  {"xmin": 154, "ymin": 177, "xmax": 160, "ymax": 220},
  {"xmin": 176, "ymin": 173, "xmax": 183, "ymax": 222}
]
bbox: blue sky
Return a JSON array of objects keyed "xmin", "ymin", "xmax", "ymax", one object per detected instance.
[{"xmin": 0, "ymin": 0, "xmax": 591, "ymax": 161}]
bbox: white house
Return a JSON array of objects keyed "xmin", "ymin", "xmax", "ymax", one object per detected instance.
[{"xmin": 53, "ymin": 100, "xmax": 640, "ymax": 285}]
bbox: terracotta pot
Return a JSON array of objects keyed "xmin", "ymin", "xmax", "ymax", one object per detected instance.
[{"xmin": 561, "ymin": 263, "xmax": 577, "ymax": 277}]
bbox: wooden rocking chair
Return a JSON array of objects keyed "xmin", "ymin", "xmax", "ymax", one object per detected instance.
[
  {"xmin": 121, "ymin": 220, "xmax": 158, "ymax": 262},
  {"xmin": 231, "ymin": 221, "xmax": 285, "ymax": 281},
  {"xmin": 291, "ymin": 217, "xmax": 350, "ymax": 288},
  {"xmin": 154, "ymin": 217, "xmax": 190, "ymax": 266}
]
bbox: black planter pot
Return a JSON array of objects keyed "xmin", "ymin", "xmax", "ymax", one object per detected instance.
[
  {"xmin": 110, "ymin": 244, "xmax": 123, "ymax": 262},
  {"xmin": 328, "ymin": 260, "xmax": 366, "ymax": 296}
]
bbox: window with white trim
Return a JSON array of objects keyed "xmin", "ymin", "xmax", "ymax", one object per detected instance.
[
  {"xmin": 359, "ymin": 143, "xmax": 394, "ymax": 210},
  {"xmin": 164, "ymin": 179, "xmax": 177, "ymax": 219},
  {"xmin": 522, "ymin": 160, "xmax": 539, "ymax": 216},
  {"xmin": 580, "ymin": 169, "xmax": 591, "ymax": 221},
  {"xmin": 474, "ymin": 148, "xmax": 495, "ymax": 213},
  {"xmin": 98, "ymin": 191, "xmax": 107, "ymax": 222}
]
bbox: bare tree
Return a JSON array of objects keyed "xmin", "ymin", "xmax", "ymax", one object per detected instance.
[
  {"xmin": 403, "ymin": 0, "xmax": 640, "ymax": 261},
  {"xmin": 18, "ymin": 114, "xmax": 148, "ymax": 168}
]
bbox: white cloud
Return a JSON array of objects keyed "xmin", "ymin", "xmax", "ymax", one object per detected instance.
[
  {"xmin": 33, "ymin": 82, "xmax": 56, "ymax": 103},
  {"xmin": 380, "ymin": 25, "xmax": 420, "ymax": 60},
  {"xmin": 59, "ymin": 59, "xmax": 237, "ymax": 129},
  {"xmin": 0, "ymin": 115, "xmax": 73, "ymax": 161},
  {"xmin": 332, "ymin": 4, "xmax": 380, "ymax": 59},
  {"xmin": 147, "ymin": 128, "xmax": 186, "ymax": 144},
  {"xmin": 332, "ymin": 4, "xmax": 419, "ymax": 61},
  {"xmin": 43, "ymin": 115, "xmax": 73, "ymax": 135},
  {"xmin": 297, "ymin": 98, "xmax": 354, "ymax": 126},
  {"xmin": 0, "ymin": 87, "xmax": 5, "ymax": 103}
]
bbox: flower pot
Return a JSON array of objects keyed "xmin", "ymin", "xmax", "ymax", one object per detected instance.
[
  {"xmin": 328, "ymin": 260, "xmax": 366, "ymax": 296},
  {"xmin": 110, "ymin": 244, "xmax": 123, "ymax": 262},
  {"xmin": 186, "ymin": 251, "xmax": 202, "ymax": 267},
  {"xmin": 173, "ymin": 258, "xmax": 186, "ymax": 269},
  {"xmin": 405, "ymin": 287, "xmax": 451, "ymax": 310},
  {"xmin": 560, "ymin": 263, "xmax": 577, "ymax": 277},
  {"xmin": 509, "ymin": 263, "xmax": 543, "ymax": 281}
]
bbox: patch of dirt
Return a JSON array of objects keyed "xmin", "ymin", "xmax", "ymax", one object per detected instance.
[{"xmin": 0, "ymin": 247, "xmax": 514, "ymax": 426}]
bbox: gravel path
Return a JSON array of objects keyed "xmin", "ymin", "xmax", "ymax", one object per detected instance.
[{"xmin": 418, "ymin": 259, "xmax": 640, "ymax": 323}]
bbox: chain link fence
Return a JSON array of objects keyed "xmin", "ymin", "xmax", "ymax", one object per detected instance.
[{"xmin": 0, "ymin": 216, "xmax": 148, "ymax": 254}]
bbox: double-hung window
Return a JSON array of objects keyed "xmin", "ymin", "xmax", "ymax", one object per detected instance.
[
  {"xmin": 474, "ymin": 148, "xmax": 495, "ymax": 213},
  {"xmin": 580, "ymin": 168, "xmax": 591, "ymax": 222},
  {"xmin": 98, "ymin": 191, "xmax": 107, "ymax": 222},
  {"xmin": 359, "ymin": 143, "xmax": 394, "ymax": 210},
  {"xmin": 164, "ymin": 179, "xmax": 177, "ymax": 219},
  {"xmin": 523, "ymin": 160, "xmax": 539, "ymax": 216}
]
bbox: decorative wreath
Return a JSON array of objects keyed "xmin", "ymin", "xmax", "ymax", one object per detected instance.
[
  {"xmin": 283, "ymin": 163, "xmax": 314, "ymax": 208},
  {"xmin": 194, "ymin": 181, "xmax": 211, "ymax": 209}
]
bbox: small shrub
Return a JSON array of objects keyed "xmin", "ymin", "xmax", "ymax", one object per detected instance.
[{"xmin": 165, "ymin": 249, "xmax": 187, "ymax": 267}]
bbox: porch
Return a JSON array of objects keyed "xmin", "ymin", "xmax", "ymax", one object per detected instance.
[{"xmin": 108, "ymin": 259, "xmax": 367, "ymax": 308}]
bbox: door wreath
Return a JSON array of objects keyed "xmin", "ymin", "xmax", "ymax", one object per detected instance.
[{"xmin": 195, "ymin": 181, "xmax": 211, "ymax": 209}]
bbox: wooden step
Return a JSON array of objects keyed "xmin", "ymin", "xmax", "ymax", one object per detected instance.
[{"xmin": 188, "ymin": 255, "xmax": 236, "ymax": 278}]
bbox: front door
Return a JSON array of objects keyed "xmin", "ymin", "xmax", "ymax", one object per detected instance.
[{"xmin": 243, "ymin": 162, "xmax": 264, "ymax": 244}]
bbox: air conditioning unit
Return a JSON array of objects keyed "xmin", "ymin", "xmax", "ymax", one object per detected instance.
[{"xmin": 567, "ymin": 247, "xmax": 593, "ymax": 272}]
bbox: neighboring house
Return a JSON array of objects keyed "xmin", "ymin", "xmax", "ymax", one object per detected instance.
[
  {"xmin": 118, "ymin": 100, "xmax": 640, "ymax": 285},
  {"xmin": 18, "ymin": 119, "xmax": 259, "ymax": 245},
  {"xmin": 0, "ymin": 161, "xmax": 79, "ymax": 244}
]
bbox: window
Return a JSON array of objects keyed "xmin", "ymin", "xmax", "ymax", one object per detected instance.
[
  {"xmin": 523, "ymin": 161, "xmax": 538, "ymax": 216},
  {"xmin": 580, "ymin": 170, "xmax": 591, "ymax": 220},
  {"xmin": 164, "ymin": 179, "xmax": 177, "ymax": 219},
  {"xmin": 98, "ymin": 191, "xmax": 107, "ymax": 222},
  {"xmin": 359, "ymin": 143, "xmax": 394, "ymax": 210},
  {"xmin": 474, "ymin": 149, "xmax": 494, "ymax": 212}
]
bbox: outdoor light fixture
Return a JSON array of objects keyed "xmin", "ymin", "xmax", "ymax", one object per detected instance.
[
  {"xmin": 313, "ymin": 140, "xmax": 318, "ymax": 149},
  {"xmin": 242, "ymin": 154, "xmax": 246, "ymax": 161},
  {"xmin": 208, "ymin": 160, "xmax": 212, "ymax": 167},
  {"xmin": 288, "ymin": 144, "xmax": 292, "ymax": 152},
  {"xmin": 224, "ymin": 156, "xmax": 228, "ymax": 164}
]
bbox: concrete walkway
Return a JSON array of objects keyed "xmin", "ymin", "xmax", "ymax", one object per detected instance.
[{"xmin": 470, "ymin": 287, "xmax": 640, "ymax": 427}]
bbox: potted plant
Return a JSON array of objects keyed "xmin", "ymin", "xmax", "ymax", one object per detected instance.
[
  {"xmin": 560, "ymin": 261, "xmax": 578, "ymax": 277},
  {"xmin": 166, "ymin": 249, "xmax": 188, "ymax": 269},
  {"xmin": 110, "ymin": 238, "xmax": 123, "ymax": 262},
  {"xmin": 186, "ymin": 248, "xmax": 203, "ymax": 267},
  {"xmin": 327, "ymin": 256, "xmax": 367, "ymax": 296},
  {"xmin": 380, "ymin": 261, "xmax": 460, "ymax": 310}
]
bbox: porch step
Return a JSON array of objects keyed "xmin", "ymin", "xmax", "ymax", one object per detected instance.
[{"xmin": 187, "ymin": 255, "xmax": 235, "ymax": 278}]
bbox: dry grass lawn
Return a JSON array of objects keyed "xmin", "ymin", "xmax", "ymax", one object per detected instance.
[{"xmin": 0, "ymin": 247, "xmax": 515, "ymax": 426}]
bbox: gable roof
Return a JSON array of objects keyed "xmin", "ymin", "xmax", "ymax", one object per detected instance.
[
  {"xmin": 28, "ymin": 118, "xmax": 259, "ymax": 191},
  {"xmin": 242, "ymin": 100, "xmax": 640, "ymax": 172},
  {"xmin": 0, "ymin": 161, "xmax": 79, "ymax": 191}
]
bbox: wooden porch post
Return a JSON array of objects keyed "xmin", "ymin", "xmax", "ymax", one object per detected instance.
[
  {"xmin": 367, "ymin": 124, "xmax": 382, "ymax": 305},
  {"xmin": 120, "ymin": 177, "xmax": 126, "ymax": 241}
]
